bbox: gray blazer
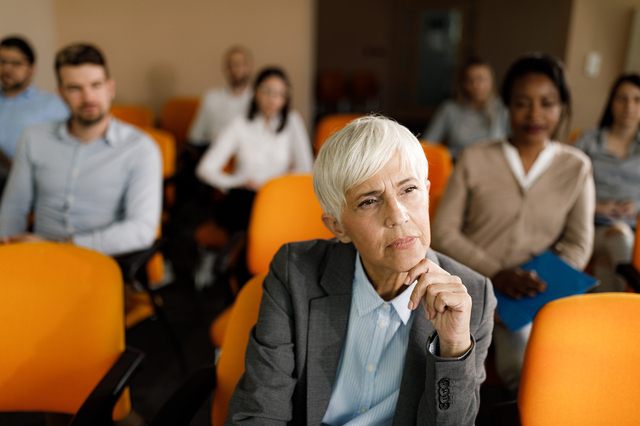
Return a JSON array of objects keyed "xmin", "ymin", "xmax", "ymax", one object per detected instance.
[{"xmin": 227, "ymin": 239, "xmax": 496, "ymax": 425}]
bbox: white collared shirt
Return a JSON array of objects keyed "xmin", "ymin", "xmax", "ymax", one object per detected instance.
[
  {"xmin": 195, "ymin": 110, "xmax": 313, "ymax": 190},
  {"xmin": 501, "ymin": 140, "xmax": 557, "ymax": 191},
  {"xmin": 188, "ymin": 86, "xmax": 253, "ymax": 146}
]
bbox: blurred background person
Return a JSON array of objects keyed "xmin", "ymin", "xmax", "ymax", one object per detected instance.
[
  {"xmin": 188, "ymin": 46, "xmax": 253, "ymax": 151},
  {"xmin": 0, "ymin": 36, "xmax": 69, "ymax": 193},
  {"xmin": 575, "ymin": 74, "xmax": 640, "ymax": 293},
  {"xmin": 196, "ymin": 67, "xmax": 313, "ymax": 234},
  {"xmin": 422, "ymin": 57, "xmax": 509, "ymax": 160},
  {"xmin": 431, "ymin": 54, "xmax": 594, "ymax": 394}
]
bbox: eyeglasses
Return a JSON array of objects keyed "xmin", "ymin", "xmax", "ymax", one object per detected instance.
[
  {"xmin": 258, "ymin": 87, "xmax": 288, "ymax": 98},
  {"xmin": 0, "ymin": 59, "xmax": 28, "ymax": 68}
]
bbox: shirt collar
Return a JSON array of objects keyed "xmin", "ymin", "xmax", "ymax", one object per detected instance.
[
  {"xmin": 55, "ymin": 117, "xmax": 121, "ymax": 147},
  {"xmin": 599, "ymin": 128, "xmax": 640, "ymax": 156},
  {"xmin": 353, "ymin": 253, "xmax": 416, "ymax": 325},
  {"xmin": 501, "ymin": 139, "xmax": 557, "ymax": 191}
]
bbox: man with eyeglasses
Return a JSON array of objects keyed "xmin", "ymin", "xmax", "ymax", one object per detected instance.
[{"xmin": 0, "ymin": 36, "xmax": 69, "ymax": 161}]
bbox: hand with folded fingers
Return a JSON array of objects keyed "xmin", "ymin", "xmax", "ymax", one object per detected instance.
[{"xmin": 405, "ymin": 259, "xmax": 472, "ymax": 358}]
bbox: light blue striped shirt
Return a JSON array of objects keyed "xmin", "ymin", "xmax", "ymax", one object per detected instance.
[
  {"xmin": 322, "ymin": 254, "xmax": 417, "ymax": 426},
  {"xmin": 0, "ymin": 85, "xmax": 69, "ymax": 158},
  {"xmin": 0, "ymin": 118, "xmax": 162, "ymax": 255}
]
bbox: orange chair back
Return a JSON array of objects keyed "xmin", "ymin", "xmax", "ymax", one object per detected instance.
[
  {"xmin": 518, "ymin": 293, "xmax": 640, "ymax": 425},
  {"xmin": 111, "ymin": 104, "xmax": 155, "ymax": 128},
  {"xmin": 420, "ymin": 142, "xmax": 453, "ymax": 219},
  {"xmin": 567, "ymin": 127, "xmax": 582, "ymax": 145},
  {"xmin": 141, "ymin": 126, "xmax": 177, "ymax": 179},
  {"xmin": 140, "ymin": 126, "xmax": 177, "ymax": 285},
  {"xmin": 313, "ymin": 113, "xmax": 362, "ymax": 155},
  {"xmin": 159, "ymin": 97, "xmax": 200, "ymax": 146},
  {"xmin": 631, "ymin": 215, "xmax": 640, "ymax": 271},
  {"xmin": 212, "ymin": 273, "xmax": 266, "ymax": 426},
  {"xmin": 0, "ymin": 242, "xmax": 130, "ymax": 418},
  {"xmin": 246, "ymin": 174, "xmax": 334, "ymax": 275}
]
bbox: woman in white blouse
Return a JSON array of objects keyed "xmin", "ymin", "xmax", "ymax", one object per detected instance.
[{"xmin": 196, "ymin": 67, "xmax": 314, "ymax": 231}]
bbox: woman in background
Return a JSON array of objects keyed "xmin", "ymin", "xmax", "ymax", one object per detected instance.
[
  {"xmin": 196, "ymin": 67, "xmax": 314, "ymax": 232},
  {"xmin": 431, "ymin": 54, "xmax": 594, "ymax": 394},
  {"xmin": 575, "ymin": 74, "xmax": 640, "ymax": 292},
  {"xmin": 422, "ymin": 57, "xmax": 509, "ymax": 159}
]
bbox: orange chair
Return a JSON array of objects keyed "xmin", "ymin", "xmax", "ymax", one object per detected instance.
[
  {"xmin": 616, "ymin": 215, "xmax": 640, "ymax": 293},
  {"xmin": 516, "ymin": 293, "xmax": 640, "ymax": 425},
  {"xmin": 566, "ymin": 127, "xmax": 582, "ymax": 145},
  {"xmin": 0, "ymin": 242, "xmax": 142, "ymax": 422},
  {"xmin": 313, "ymin": 113, "xmax": 362, "ymax": 155},
  {"xmin": 159, "ymin": 97, "xmax": 200, "ymax": 147},
  {"xmin": 420, "ymin": 142, "xmax": 453, "ymax": 220},
  {"xmin": 211, "ymin": 273, "xmax": 266, "ymax": 426},
  {"xmin": 140, "ymin": 126, "xmax": 177, "ymax": 287},
  {"xmin": 210, "ymin": 174, "xmax": 334, "ymax": 348},
  {"xmin": 111, "ymin": 104, "xmax": 155, "ymax": 128}
]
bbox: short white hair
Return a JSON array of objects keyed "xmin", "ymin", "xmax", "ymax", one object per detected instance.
[{"xmin": 313, "ymin": 115, "xmax": 429, "ymax": 222}]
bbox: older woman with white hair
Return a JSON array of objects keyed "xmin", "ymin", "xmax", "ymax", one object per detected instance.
[{"xmin": 226, "ymin": 116, "xmax": 496, "ymax": 425}]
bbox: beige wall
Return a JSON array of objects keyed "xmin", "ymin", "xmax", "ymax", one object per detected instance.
[
  {"xmin": 52, "ymin": 0, "xmax": 316, "ymax": 127},
  {"xmin": 0, "ymin": 0, "xmax": 59, "ymax": 92},
  {"xmin": 564, "ymin": 0, "xmax": 640, "ymax": 130}
]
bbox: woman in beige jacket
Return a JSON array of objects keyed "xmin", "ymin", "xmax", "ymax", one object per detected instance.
[{"xmin": 431, "ymin": 54, "xmax": 595, "ymax": 394}]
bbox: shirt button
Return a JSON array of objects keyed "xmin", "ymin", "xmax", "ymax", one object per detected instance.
[
  {"xmin": 379, "ymin": 321, "xmax": 387, "ymax": 328},
  {"xmin": 67, "ymin": 195, "xmax": 75, "ymax": 203},
  {"xmin": 382, "ymin": 303, "xmax": 390, "ymax": 310},
  {"xmin": 360, "ymin": 407, "xmax": 367, "ymax": 413},
  {"xmin": 367, "ymin": 364, "xmax": 376, "ymax": 372}
]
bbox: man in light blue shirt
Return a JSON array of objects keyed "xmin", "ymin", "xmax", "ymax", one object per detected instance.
[
  {"xmin": 0, "ymin": 37, "xmax": 69, "ymax": 159},
  {"xmin": 0, "ymin": 43, "xmax": 161, "ymax": 256}
]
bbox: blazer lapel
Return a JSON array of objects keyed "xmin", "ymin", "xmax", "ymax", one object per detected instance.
[{"xmin": 306, "ymin": 243, "xmax": 356, "ymax": 426}]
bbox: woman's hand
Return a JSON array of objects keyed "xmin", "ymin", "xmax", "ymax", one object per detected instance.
[
  {"xmin": 613, "ymin": 200, "xmax": 636, "ymax": 219},
  {"xmin": 405, "ymin": 259, "xmax": 472, "ymax": 358},
  {"xmin": 491, "ymin": 268, "xmax": 546, "ymax": 299},
  {"xmin": 595, "ymin": 200, "xmax": 618, "ymax": 217}
]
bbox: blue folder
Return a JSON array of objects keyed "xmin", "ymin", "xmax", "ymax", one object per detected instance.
[{"xmin": 494, "ymin": 251, "xmax": 599, "ymax": 332}]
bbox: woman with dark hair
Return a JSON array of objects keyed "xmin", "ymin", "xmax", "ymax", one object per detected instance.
[
  {"xmin": 575, "ymin": 74, "xmax": 640, "ymax": 292},
  {"xmin": 422, "ymin": 57, "xmax": 509, "ymax": 159},
  {"xmin": 432, "ymin": 54, "xmax": 595, "ymax": 394},
  {"xmin": 196, "ymin": 67, "xmax": 313, "ymax": 231}
]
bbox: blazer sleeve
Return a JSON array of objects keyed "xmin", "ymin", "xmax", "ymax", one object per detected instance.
[
  {"xmin": 419, "ymin": 276, "xmax": 496, "ymax": 426},
  {"xmin": 226, "ymin": 247, "xmax": 298, "ymax": 425}
]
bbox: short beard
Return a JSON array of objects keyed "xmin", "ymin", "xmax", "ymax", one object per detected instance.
[
  {"xmin": 74, "ymin": 112, "xmax": 106, "ymax": 127},
  {"xmin": 230, "ymin": 75, "xmax": 249, "ymax": 89},
  {"xmin": 1, "ymin": 78, "xmax": 29, "ymax": 94}
]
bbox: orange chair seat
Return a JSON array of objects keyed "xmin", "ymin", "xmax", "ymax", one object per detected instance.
[{"xmin": 195, "ymin": 221, "xmax": 230, "ymax": 250}]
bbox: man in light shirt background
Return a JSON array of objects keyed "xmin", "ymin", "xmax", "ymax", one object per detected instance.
[
  {"xmin": 0, "ymin": 36, "xmax": 69, "ymax": 193},
  {"xmin": 188, "ymin": 46, "xmax": 253, "ymax": 150}
]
